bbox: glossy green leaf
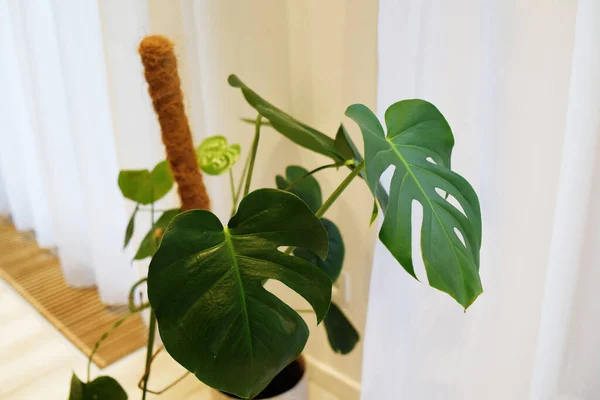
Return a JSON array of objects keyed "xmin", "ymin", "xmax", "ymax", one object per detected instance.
[
  {"xmin": 196, "ymin": 135, "xmax": 241, "ymax": 175},
  {"xmin": 133, "ymin": 208, "xmax": 180, "ymax": 260},
  {"xmin": 370, "ymin": 200, "xmax": 378, "ymax": 226},
  {"xmin": 123, "ymin": 205, "xmax": 138, "ymax": 249},
  {"xmin": 275, "ymin": 166, "xmax": 322, "ymax": 213},
  {"xmin": 118, "ymin": 161, "xmax": 173, "ymax": 205},
  {"xmin": 323, "ymin": 302, "xmax": 359, "ymax": 355},
  {"xmin": 147, "ymin": 189, "xmax": 332, "ymax": 399},
  {"xmin": 228, "ymin": 75, "xmax": 343, "ymax": 162},
  {"xmin": 69, "ymin": 373, "xmax": 127, "ymax": 400},
  {"xmin": 346, "ymin": 101, "xmax": 482, "ymax": 309},
  {"xmin": 294, "ymin": 218, "xmax": 344, "ymax": 283},
  {"xmin": 335, "ymin": 124, "xmax": 389, "ymax": 211},
  {"xmin": 241, "ymin": 117, "xmax": 273, "ymax": 127}
]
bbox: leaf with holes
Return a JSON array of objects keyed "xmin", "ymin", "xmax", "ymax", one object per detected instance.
[
  {"xmin": 69, "ymin": 373, "xmax": 127, "ymax": 400},
  {"xmin": 346, "ymin": 101, "xmax": 482, "ymax": 309},
  {"xmin": 147, "ymin": 189, "xmax": 332, "ymax": 399},
  {"xmin": 133, "ymin": 209, "xmax": 180, "ymax": 260},
  {"xmin": 275, "ymin": 166, "xmax": 322, "ymax": 213},
  {"xmin": 196, "ymin": 135, "xmax": 241, "ymax": 175},
  {"xmin": 118, "ymin": 161, "xmax": 173, "ymax": 204}
]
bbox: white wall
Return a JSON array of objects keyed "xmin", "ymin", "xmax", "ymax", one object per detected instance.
[{"xmin": 139, "ymin": 0, "xmax": 379, "ymax": 395}]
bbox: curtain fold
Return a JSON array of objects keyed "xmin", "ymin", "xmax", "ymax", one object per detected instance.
[{"xmin": 362, "ymin": 1, "xmax": 600, "ymax": 399}]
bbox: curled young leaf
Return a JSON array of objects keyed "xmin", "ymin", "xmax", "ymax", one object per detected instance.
[{"xmin": 196, "ymin": 135, "xmax": 241, "ymax": 175}]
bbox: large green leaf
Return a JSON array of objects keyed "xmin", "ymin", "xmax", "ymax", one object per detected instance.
[
  {"xmin": 346, "ymin": 101, "xmax": 482, "ymax": 309},
  {"xmin": 147, "ymin": 189, "xmax": 332, "ymax": 399},
  {"xmin": 294, "ymin": 218, "xmax": 344, "ymax": 283},
  {"xmin": 69, "ymin": 373, "xmax": 127, "ymax": 400},
  {"xmin": 133, "ymin": 208, "xmax": 180, "ymax": 260},
  {"xmin": 118, "ymin": 161, "xmax": 173, "ymax": 205},
  {"xmin": 323, "ymin": 302, "xmax": 359, "ymax": 355},
  {"xmin": 196, "ymin": 135, "xmax": 241, "ymax": 175},
  {"xmin": 275, "ymin": 166, "xmax": 322, "ymax": 213},
  {"xmin": 228, "ymin": 75, "xmax": 343, "ymax": 162}
]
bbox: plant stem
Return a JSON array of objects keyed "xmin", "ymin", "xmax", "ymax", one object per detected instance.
[
  {"xmin": 315, "ymin": 160, "xmax": 364, "ymax": 218},
  {"xmin": 87, "ymin": 313, "xmax": 133, "ymax": 382},
  {"xmin": 140, "ymin": 204, "xmax": 156, "ymax": 400},
  {"xmin": 283, "ymin": 161, "xmax": 365, "ymax": 255},
  {"xmin": 229, "ymin": 169, "xmax": 236, "ymax": 208},
  {"xmin": 138, "ymin": 207, "xmax": 169, "ymax": 213},
  {"xmin": 283, "ymin": 163, "xmax": 343, "ymax": 191},
  {"xmin": 141, "ymin": 311, "xmax": 157, "ymax": 400},
  {"xmin": 243, "ymin": 114, "xmax": 262, "ymax": 198},
  {"xmin": 231, "ymin": 151, "xmax": 251, "ymax": 217}
]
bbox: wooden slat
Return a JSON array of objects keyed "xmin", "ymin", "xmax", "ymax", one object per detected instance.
[{"xmin": 0, "ymin": 218, "xmax": 146, "ymax": 368}]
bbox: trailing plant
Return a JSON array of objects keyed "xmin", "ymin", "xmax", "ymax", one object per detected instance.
[{"xmin": 69, "ymin": 35, "xmax": 482, "ymax": 400}]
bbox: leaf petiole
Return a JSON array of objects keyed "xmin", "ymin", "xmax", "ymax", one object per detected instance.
[{"xmin": 242, "ymin": 114, "xmax": 262, "ymax": 198}]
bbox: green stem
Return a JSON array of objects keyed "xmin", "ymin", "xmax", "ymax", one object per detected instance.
[
  {"xmin": 231, "ymin": 151, "xmax": 251, "ymax": 217},
  {"xmin": 243, "ymin": 114, "xmax": 262, "ymax": 198},
  {"xmin": 284, "ymin": 161, "xmax": 365, "ymax": 255},
  {"xmin": 140, "ymin": 205, "xmax": 157, "ymax": 400},
  {"xmin": 141, "ymin": 311, "xmax": 157, "ymax": 400},
  {"xmin": 138, "ymin": 207, "xmax": 169, "ymax": 213},
  {"xmin": 229, "ymin": 169, "xmax": 236, "ymax": 208},
  {"xmin": 315, "ymin": 160, "xmax": 364, "ymax": 218},
  {"xmin": 87, "ymin": 312, "xmax": 133, "ymax": 382},
  {"xmin": 128, "ymin": 278, "xmax": 149, "ymax": 313},
  {"xmin": 283, "ymin": 163, "xmax": 343, "ymax": 191}
]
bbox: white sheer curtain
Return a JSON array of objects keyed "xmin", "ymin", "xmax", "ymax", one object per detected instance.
[{"xmin": 362, "ymin": 1, "xmax": 600, "ymax": 399}]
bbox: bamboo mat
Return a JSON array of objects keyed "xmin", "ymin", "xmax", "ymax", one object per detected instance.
[{"xmin": 0, "ymin": 218, "xmax": 147, "ymax": 368}]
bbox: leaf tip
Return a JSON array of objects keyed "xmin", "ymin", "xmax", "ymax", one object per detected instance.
[{"xmin": 228, "ymin": 74, "xmax": 241, "ymax": 87}]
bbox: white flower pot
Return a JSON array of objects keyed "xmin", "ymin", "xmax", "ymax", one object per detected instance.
[{"xmin": 211, "ymin": 356, "xmax": 308, "ymax": 400}]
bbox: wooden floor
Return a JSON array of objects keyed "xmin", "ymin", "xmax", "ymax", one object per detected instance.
[
  {"xmin": 0, "ymin": 221, "xmax": 146, "ymax": 368},
  {"xmin": 0, "ymin": 279, "xmax": 339, "ymax": 399}
]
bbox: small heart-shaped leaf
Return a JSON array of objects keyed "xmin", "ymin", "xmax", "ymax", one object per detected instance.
[
  {"xmin": 69, "ymin": 373, "xmax": 127, "ymax": 400},
  {"xmin": 118, "ymin": 161, "xmax": 173, "ymax": 204}
]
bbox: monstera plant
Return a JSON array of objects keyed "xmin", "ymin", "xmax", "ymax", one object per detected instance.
[
  {"xmin": 69, "ymin": 39, "xmax": 481, "ymax": 400},
  {"xmin": 147, "ymin": 76, "xmax": 482, "ymax": 399}
]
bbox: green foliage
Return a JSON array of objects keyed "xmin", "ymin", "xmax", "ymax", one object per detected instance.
[
  {"xmin": 123, "ymin": 205, "xmax": 138, "ymax": 249},
  {"xmin": 294, "ymin": 218, "xmax": 344, "ymax": 283},
  {"xmin": 275, "ymin": 165, "xmax": 358, "ymax": 355},
  {"xmin": 196, "ymin": 135, "xmax": 241, "ymax": 175},
  {"xmin": 147, "ymin": 189, "xmax": 332, "ymax": 399},
  {"xmin": 323, "ymin": 302, "xmax": 359, "ymax": 355},
  {"xmin": 346, "ymin": 101, "xmax": 482, "ymax": 309},
  {"xmin": 133, "ymin": 209, "xmax": 180, "ymax": 260},
  {"xmin": 69, "ymin": 373, "xmax": 127, "ymax": 400},
  {"xmin": 275, "ymin": 166, "xmax": 322, "ymax": 213},
  {"xmin": 118, "ymin": 161, "xmax": 173, "ymax": 205},
  {"xmin": 228, "ymin": 75, "xmax": 344, "ymax": 162}
]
